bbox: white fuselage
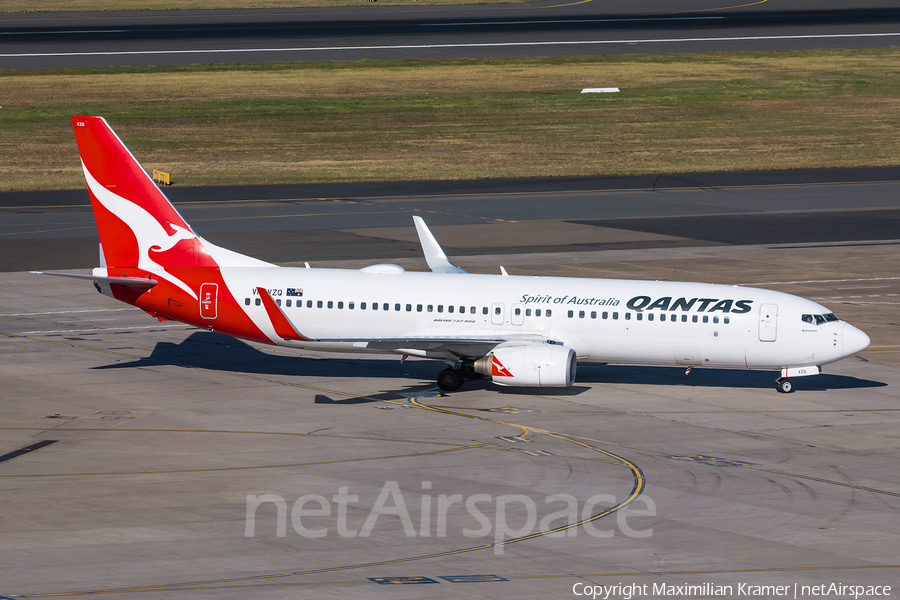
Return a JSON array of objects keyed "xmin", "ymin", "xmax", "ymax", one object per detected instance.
[{"xmin": 219, "ymin": 265, "xmax": 868, "ymax": 371}]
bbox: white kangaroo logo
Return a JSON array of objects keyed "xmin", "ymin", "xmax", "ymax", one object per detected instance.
[{"xmin": 83, "ymin": 162, "xmax": 198, "ymax": 300}]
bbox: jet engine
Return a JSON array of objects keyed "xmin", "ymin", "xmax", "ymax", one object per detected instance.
[{"xmin": 473, "ymin": 343, "xmax": 576, "ymax": 387}]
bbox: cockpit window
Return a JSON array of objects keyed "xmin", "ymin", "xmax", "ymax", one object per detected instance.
[{"xmin": 802, "ymin": 313, "xmax": 839, "ymax": 325}]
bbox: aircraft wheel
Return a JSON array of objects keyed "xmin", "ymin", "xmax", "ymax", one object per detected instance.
[
  {"xmin": 775, "ymin": 377, "xmax": 794, "ymax": 393},
  {"xmin": 438, "ymin": 368, "xmax": 465, "ymax": 392}
]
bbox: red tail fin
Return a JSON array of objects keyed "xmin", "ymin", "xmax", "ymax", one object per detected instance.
[{"xmin": 72, "ymin": 116, "xmax": 216, "ymax": 273}]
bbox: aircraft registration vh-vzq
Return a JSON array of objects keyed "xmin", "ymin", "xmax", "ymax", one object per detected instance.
[{"xmin": 33, "ymin": 116, "xmax": 871, "ymax": 394}]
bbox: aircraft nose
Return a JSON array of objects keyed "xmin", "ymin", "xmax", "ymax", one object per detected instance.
[{"xmin": 843, "ymin": 323, "xmax": 870, "ymax": 357}]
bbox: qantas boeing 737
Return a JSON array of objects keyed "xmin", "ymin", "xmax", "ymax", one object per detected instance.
[{"xmin": 33, "ymin": 116, "xmax": 870, "ymax": 394}]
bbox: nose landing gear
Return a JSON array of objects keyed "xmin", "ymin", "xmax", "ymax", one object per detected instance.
[{"xmin": 775, "ymin": 377, "xmax": 794, "ymax": 393}]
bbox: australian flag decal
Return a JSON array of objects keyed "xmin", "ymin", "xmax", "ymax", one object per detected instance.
[{"xmin": 286, "ymin": 288, "xmax": 304, "ymax": 297}]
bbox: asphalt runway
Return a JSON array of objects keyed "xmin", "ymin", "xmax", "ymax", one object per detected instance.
[
  {"xmin": 3, "ymin": 167, "xmax": 900, "ymax": 272},
  {"xmin": 2, "ymin": 1, "xmax": 900, "ymax": 68},
  {"xmin": 2, "ymin": 215, "xmax": 899, "ymax": 597}
]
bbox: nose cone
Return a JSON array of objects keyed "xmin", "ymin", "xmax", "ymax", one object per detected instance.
[{"xmin": 843, "ymin": 323, "xmax": 871, "ymax": 357}]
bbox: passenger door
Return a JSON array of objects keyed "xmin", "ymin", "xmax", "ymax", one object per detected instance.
[
  {"xmin": 758, "ymin": 303, "xmax": 777, "ymax": 342},
  {"xmin": 200, "ymin": 283, "xmax": 218, "ymax": 320}
]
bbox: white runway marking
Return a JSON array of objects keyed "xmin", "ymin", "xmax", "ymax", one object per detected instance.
[
  {"xmin": 0, "ymin": 29, "xmax": 128, "ymax": 35},
  {"xmin": 418, "ymin": 16, "xmax": 723, "ymax": 26},
  {"xmin": 2, "ymin": 32, "xmax": 900, "ymax": 58},
  {"xmin": 0, "ymin": 308, "xmax": 139, "ymax": 317},
  {"xmin": 744, "ymin": 276, "xmax": 900, "ymax": 286},
  {"xmin": 21, "ymin": 324, "xmax": 195, "ymax": 334}
]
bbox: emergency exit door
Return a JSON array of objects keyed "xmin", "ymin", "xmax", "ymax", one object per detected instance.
[
  {"xmin": 200, "ymin": 283, "xmax": 218, "ymax": 320},
  {"xmin": 491, "ymin": 303, "xmax": 505, "ymax": 325},
  {"xmin": 758, "ymin": 303, "xmax": 777, "ymax": 342}
]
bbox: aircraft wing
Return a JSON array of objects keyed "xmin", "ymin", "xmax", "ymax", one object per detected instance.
[{"xmin": 310, "ymin": 334, "xmax": 564, "ymax": 357}]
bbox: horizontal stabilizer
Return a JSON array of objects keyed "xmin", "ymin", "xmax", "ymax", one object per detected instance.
[
  {"xmin": 413, "ymin": 216, "xmax": 467, "ymax": 274},
  {"xmin": 30, "ymin": 271, "xmax": 158, "ymax": 288}
]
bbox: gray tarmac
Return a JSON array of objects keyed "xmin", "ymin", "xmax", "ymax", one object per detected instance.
[
  {"xmin": 4, "ymin": 169, "xmax": 900, "ymax": 272},
  {"xmin": 1, "ymin": 184, "xmax": 899, "ymax": 597}
]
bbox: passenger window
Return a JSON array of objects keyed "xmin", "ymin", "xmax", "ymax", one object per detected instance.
[
  {"xmin": 395, "ymin": 303, "xmax": 401, "ymax": 311},
  {"xmin": 724, "ymin": 316, "xmax": 730, "ymax": 324},
  {"xmin": 317, "ymin": 300, "xmax": 323, "ymax": 308},
  {"xmin": 449, "ymin": 306, "xmax": 455, "ymax": 313},
  {"xmin": 438, "ymin": 305, "xmax": 444, "ymax": 313},
  {"xmin": 579, "ymin": 310, "xmax": 585, "ymax": 318},
  {"xmin": 384, "ymin": 303, "xmax": 389, "ymax": 311},
  {"xmin": 337, "ymin": 301, "xmax": 343, "ymax": 309},
  {"xmin": 681, "ymin": 314, "xmax": 687, "ymax": 322},
  {"xmin": 372, "ymin": 302, "xmax": 378, "ymax": 310},
  {"xmin": 307, "ymin": 300, "xmax": 313, "ymax": 308},
  {"xmin": 483, "ymin": 307, "xmax": 489, "ymax": 315},
  {"xmin": 515, "ymin": 307, "xmax": 521, "ymax": 316},
  {"xmin": 536, "ymin": 309, "xmax": 542, "ymax": 317},
  {"xmin": 360, "ymin": 302, "xmax": 366, "ymax": 310},
  {"xmin": 648, "ymin": 313, "xmax": 654, "ymax": 321},
  {"xmin": 692, "ymin": 315, "xmax": 698, "ymax": 323},
  {"xmin": 702, "ymin": 315, "xmax": 708, "ymax": 323},
  {"xmin": 406, "ymin": 304, "xmax": 412, "ymax": 311},
  {"xmin": 286, "ymin": 299, "xmax": 292, "ymax": 307},
  {"xmin": 660, "ymin": 314, "xmax": 666, "ymax": 322},
  {"xmin": 713, "ymin": 316, "xmax": 719, "ymax": 324},
  {"xmin": 546, "ymin": 309, "xmax": 552, "ymax": 317},
  {"xmin": 245, "ymin": 298, "xmax": 251, "ymax": 306},
  {"xmin": 460, "ymin": 306, "xmax": 465, "ymax": 313},
  {"xmin": 568, "ymin": 310, "xmax": 574, "ymax": 318},
  {"xmin": 275, "ymin": 299, "xmax": 282, "ymax": 307},
  {"xmin": 417, "ymin": 304, "xmax": 423, "ymax": 312},
  {"xmin": 494, "ymin": 307, "xmax": 501, "ymax": 315},
  {"xmin": 526, "ymin": 308, "xmax": 532, "ymax": 317},
  {"xmin": 637, "ymin": 312, "xmax": 643, "ymax": 321},
  {"xmin": 815, "ymin": 315, "xmax": 826, "ymax": 325},
  {"xmin": 327, "ymin": 301, "xmax": 333, "ymax": 309},
  {"xmin": 613, "ymin": 312, "xmax": 619, "ymax": 320},
  {"xmin": 624, "ymin": 312, "xmax": 630, "ymax": 320},
  {"xmin": 591, "ymin": 311, "xmax": 597, "ymax": 319},
  {"xmin": 349, "ymin": 302, "xmax": 354, "ymax": 310},
  {"xmin": 602, "ymin": 311, "xmax": 608, "ymax": 319},
  {"xmin": 428, "ymin": 305, "xmax": 433, "ymax": 312},
  {"xmin": 471, "ymin": 307, "xmax": 476, "ymax": 314}
]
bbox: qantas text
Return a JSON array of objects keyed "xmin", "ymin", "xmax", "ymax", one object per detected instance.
[{"xmin": 627, "ymin": 296, "xmax": 753, "ymax": 313}]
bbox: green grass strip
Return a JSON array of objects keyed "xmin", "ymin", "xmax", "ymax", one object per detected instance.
[{"xmin": 2, "ymin": 50, "xmax": 898, "ymax": 191}]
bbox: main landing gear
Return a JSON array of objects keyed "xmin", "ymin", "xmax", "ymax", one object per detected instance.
[
  {"xmin": 775, "ymin": 377, "xmax": 794, "ymax": 393},
  {"xmin": 437, "ymin": 368, "xmax": 465, "ymax": 392},
  {"xmin": 437, "ymin": 362, "xmax": 483, "ymax": 392}
]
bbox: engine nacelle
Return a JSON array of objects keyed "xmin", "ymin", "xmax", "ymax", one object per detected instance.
[{"xmin": 474, "ymin": 343, "xmax": 576, "ymax": 387}]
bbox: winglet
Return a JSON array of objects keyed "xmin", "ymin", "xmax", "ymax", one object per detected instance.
[
  {"xmin": 256, "ymin": 287, "xmax": 310, "ymax": 341},
  {"xmin": 412, "ymin": 216, "xmax": 467, "ymax": 274}
]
